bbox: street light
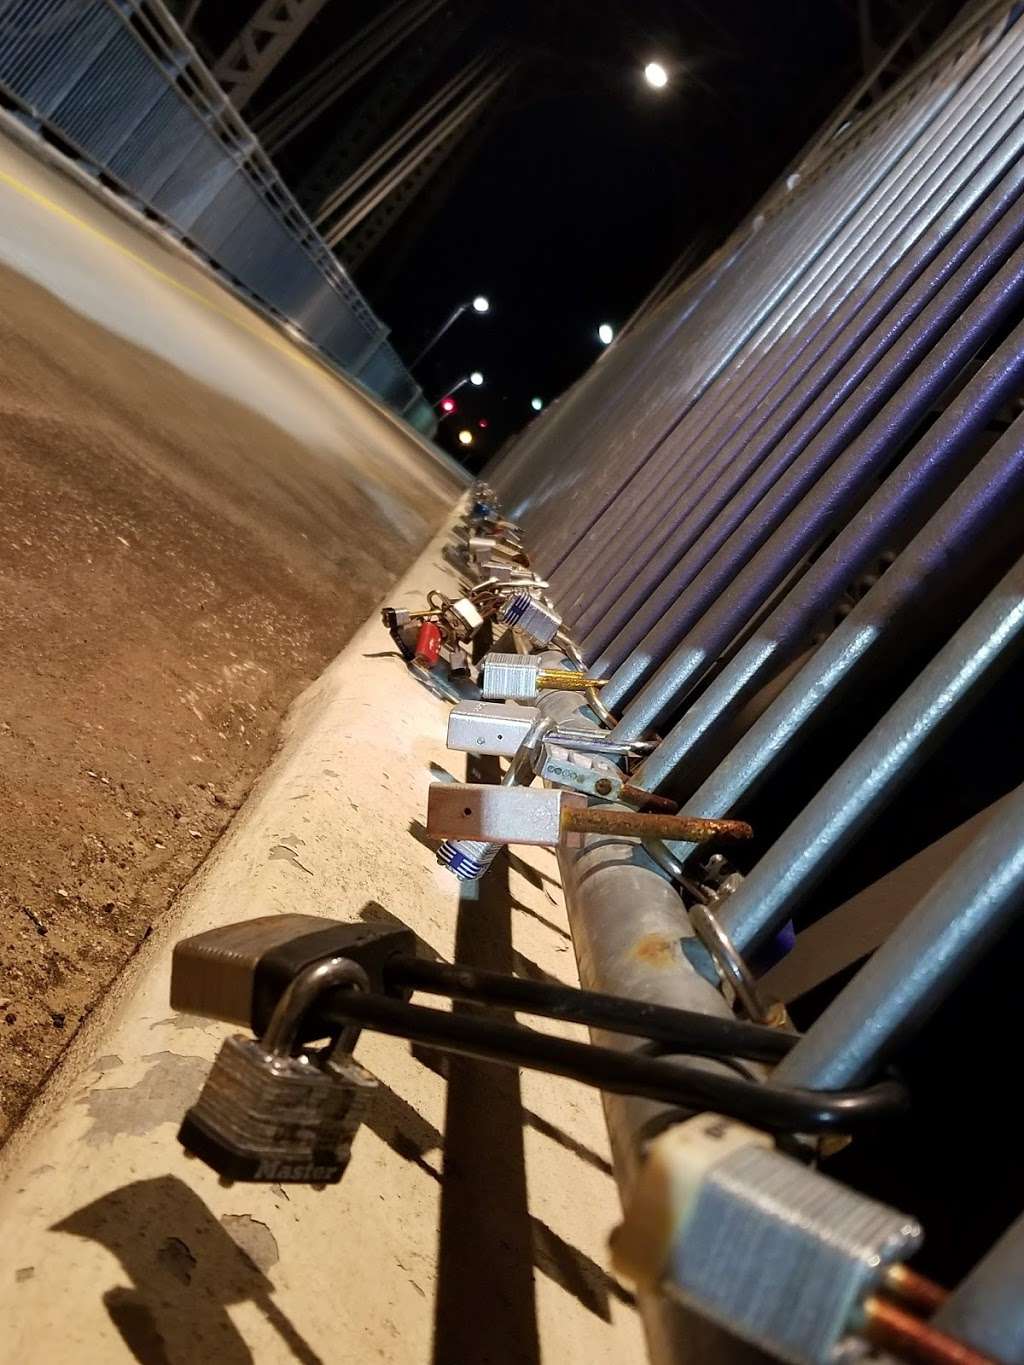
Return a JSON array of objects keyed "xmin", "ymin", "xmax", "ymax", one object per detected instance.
[
  {"xmin": 412, "ymin": 296, "xmax": 492, "ymax": 367},
  {"xmin": 644, "ymin": 60, "xmax": 669, "ymax": 89},
  {"xmin": 598, "ymin": 323, "xmax": 614, "ymax": 345},
  {"xmin": 437, "ymin": 372, "xmax": 485, "ymax": 402},
  {"xmin": 458, "ymin": 429, "xmax": 474, "ymax": 446},
  {"xmin": 531, "ymin": 397, "xmax": 544, "ymax": 411}
]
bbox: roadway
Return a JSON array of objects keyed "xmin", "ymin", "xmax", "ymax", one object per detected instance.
[{"xmin": 0, "ymin": 123, "xmax": 462, "ymax": 1135}]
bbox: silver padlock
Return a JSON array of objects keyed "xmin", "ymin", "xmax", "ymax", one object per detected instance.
[
  {"xmin": 468, "ymin": 535, "xmax": 499, "ymax": 559},
  {"xmin": 478, "ymin": 560, "xmax": 534, "ymax": 584},
  {"xmin": 480, "ymin": 653, "xmax": 608, "ymax": 701},
  {"xmin": 480, "ymin": 652, "xmax": 541, "ymax": 700},
  {"xmin": 446, "ymin": 595, "xmax": 485, "ymax": 640},
  {"xmin": 498, "ymin": 591, "xmax": 562, "ymax": 646},
  {"xmin": 178, "ymin": 956, "xmax": 377, "ymax": 1184},
  {"xmin": 447, "ymin": 645, "xmax": 471, "ymax": 676},
  {"xmin": 612, "ymin": 1115, "xmax": 923, "ymax": 1365},
  {"xmin": 447, "ymin": 700, "xmax": 540, "ymax": 756},
  {"xmin": 435, "ymin": 714, "xmax": 554, "ymax": 880}
]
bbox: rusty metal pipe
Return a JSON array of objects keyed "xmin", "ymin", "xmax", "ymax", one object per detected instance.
[
  {"xmin": 560, "ymin": 808, "xmax": 752, "ymax": 842},
  {"xmin": 861, "ymin": 1295, "xmax": 996, "ymax": 1365},
  {"xmin": 883, "ymin": 1265, "xmax": 950, "ymax": 1316}
]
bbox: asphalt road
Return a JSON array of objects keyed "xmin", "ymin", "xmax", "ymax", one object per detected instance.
[{"xmin": 0, "ymin": 127, "xmax": 462, "ymax": 1136}]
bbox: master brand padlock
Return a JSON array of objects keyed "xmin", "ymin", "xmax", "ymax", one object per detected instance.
[{"xmin": 178, "ymin": 955, "xmax": 377, "ymax": 1184}]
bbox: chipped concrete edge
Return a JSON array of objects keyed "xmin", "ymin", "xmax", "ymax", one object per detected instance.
[
  {"xmin": 0, "ymin": 500, "xmax": 460, "ymax": 1177},
  {"xmin": 0, "ymin": 492, "xmax": 643, "ymax": 1364}
]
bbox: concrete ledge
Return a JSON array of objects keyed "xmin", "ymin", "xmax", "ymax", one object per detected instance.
[{"xmin": 0, "ymin": 510, "xmax": 641, "ymax": 1363}]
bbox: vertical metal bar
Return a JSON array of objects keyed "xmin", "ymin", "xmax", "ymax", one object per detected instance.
[
  {"xmin": 933, "ymin": 1214, "xmax": 1024, "ymax": 1362},
  {"xmin": 545, "ymin": 26, "xmax": 1021, "ymax": 596},
  {"xmin": 630, "ymin": 316, "xmax": 1024, "ymax": 798},
  {"xmin": 604, "ymin": 218, "xmax": 1024, "ymax": 731},
  {"xmin": 573, "ymin": 76, "xmax": 1024, "ymax": 646},
  {"xmin": 642, "ymin": 401, "xmax": 1024, "ymax": 872},
  {"xmin": 772, "ymin": 778, "xmax": 1024, "ymax": 1088},
  {"xmin": 713, "ymin": 550, "xmax": 1024, "ymax": 957},
  {"xmin": 523, "ymin": 117, "xmax": 924, "ymax": 568}
]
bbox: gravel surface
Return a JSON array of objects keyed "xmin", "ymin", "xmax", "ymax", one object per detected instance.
[{"xmin": 0, "ymin": 262, "xmax": 456, "ymax": 1138}]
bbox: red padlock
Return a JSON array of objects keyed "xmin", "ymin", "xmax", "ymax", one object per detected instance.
[{"xmin": 414, "ymin": 620, "xmax": 443, "ymax": 667}]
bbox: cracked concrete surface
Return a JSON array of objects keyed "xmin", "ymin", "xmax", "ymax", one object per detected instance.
[{"xmin": 0, "ymin": 511, "xmax": 643, "ymax": 1363}]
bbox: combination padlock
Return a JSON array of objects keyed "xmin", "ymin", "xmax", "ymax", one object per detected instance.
[{"xmin": 178, "ymin": 955, "xmax": 377, "ymax": 1184}]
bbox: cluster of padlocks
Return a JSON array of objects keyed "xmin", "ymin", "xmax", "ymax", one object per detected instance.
[
  {"xmin": 162, "ymin": 486, "xmax": 983, "ymax": 1365},
  {"xmin": 384, "ymin": 484, "xmax": 753, "ymax": 883}
]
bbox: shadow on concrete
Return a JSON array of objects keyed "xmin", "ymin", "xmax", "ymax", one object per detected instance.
[
  {"xmin": 430, "ymin": 752, "xmax": 540, "ymax": 1364},
  {"xmin": 55, "ymin": 1175, "xmax": 320, "ymax": 1365}
]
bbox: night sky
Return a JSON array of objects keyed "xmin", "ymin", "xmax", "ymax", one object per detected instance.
[{"xmin": 185, "ymin": 0, "xmax": 964, "ymax": 460}]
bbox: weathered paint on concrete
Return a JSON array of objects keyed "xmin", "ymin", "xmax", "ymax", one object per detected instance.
[{"xmin": 0, "ymin": 510, "xmax": 642, "ymax": 1363}]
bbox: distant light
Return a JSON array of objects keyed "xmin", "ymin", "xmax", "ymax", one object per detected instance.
[
  {"xmin": 644, "ymin": 61, "xmax": 669, "ymax": 89},
  {"xmin": 470, "ymin": 370, "xmax": 484, "ymax": 386},
  {"xmin": 479, "ymin": 418, "xmax": 489, "ymax": 429},
  {"xmin": 531, "ymin": 397, "xmax": 544, "ymax": 411},
  {"xmin": 440, "ymin": 397, "xmax": 457, "ymax": 413},
  {"xmin": 458, "ymin": 429, "xmax": 474, "ymax": 446},
  {"xmin": 472, "ymin": 296, "xmax": 490, "ymax": 313},
  {"xmin": 598, "ymin": 323, "xmax": 614, "ymax": 345}
]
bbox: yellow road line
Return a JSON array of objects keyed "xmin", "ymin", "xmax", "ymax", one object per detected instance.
[{"xmin": 0, "ymin": 162, "xmax": 332, "ymax": 381}]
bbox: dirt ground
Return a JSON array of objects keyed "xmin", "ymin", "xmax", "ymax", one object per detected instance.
[{"xmin": 0, "ymin": 263, "xmax": 455, "ymax": 1138}]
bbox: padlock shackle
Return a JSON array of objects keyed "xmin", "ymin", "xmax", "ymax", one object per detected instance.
[{"xmin": 262, "ymin": 956, "xmax": 370, "ymax": 1056}]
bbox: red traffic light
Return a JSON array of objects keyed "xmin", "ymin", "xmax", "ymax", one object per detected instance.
[
  {"xmin": 478, "ymin": 418, "xmax": 489, "ymax": 429},
  {"xmin": 440, "ymin": 396, "xmax": 457, "ymax": 414}
]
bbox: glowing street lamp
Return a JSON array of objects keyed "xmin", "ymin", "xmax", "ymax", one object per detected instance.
[
  {"xmin": 412, "ymin": 296, "xmax": 492, "ymax": 367},
  {"xmin": 437, "ymin": 372, "xmax": 485, "ymax": 402},
  {"xmin": 531, "ymin": 397, "xmax": 544, "ymax": 411},
  {"xmin": 458, "ymin": 429, "xmax": 474, "ymax": 446},
  {"xmin": 644, "ymin": 60, "xmax": 669, "ymax": 89},
  {"xmin": 598, "ymin": 323, "xmax": 614, "ymax": 345}
]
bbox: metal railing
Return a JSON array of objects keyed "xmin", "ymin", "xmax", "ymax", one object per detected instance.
[
  {"xmin": 0, "ymin": 0, "xmax": 436, "ymax": 435},
  {"xmin": 487, "ymin": 4, "xmax": 1024, "ymax": 1361}
]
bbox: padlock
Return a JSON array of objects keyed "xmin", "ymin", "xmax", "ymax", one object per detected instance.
[
  {"xmin": 477, "ymin": 560, "xmax": 534, "ymax": 584},
  {"xmin": 445, "ymin": 595, "xmax": 486, "ymax": 640},
  {"xmin": 381, "ymin": 607, "xmax": 417, "ymax": 662},
  {"xmin": 447, "ymin": 645, "xmax": 471, "ymax": 676},
  {"xmin": 435, "ymin": 714, "xmax": 554, "ymax": 880},
  {"xmin": 170, "ymin": 911, "xmax": 415, "ymax": 1032},
  {"xmin": 178, "ymin": 955, "xmax": 378, "ymax": 1184},
  {"xmin": 480, "ymin": 652, "xmax": 608, "ymax": 701},
  {"xmin": 498, "ymin": 591, "xmax": 562, "ymax": 647},
  {"xmin": 538, "ymin": 743, "xmax": 624, "ymax": 801},
  {"xmin": 414, "ymin": 620, "xmax": 443, "ymax": 667},
  {"xmin": 447, "ymin": 700, "xmax": 540, "ymax": 757},
  {"xmin": 468, "ymin": 535, "xmax": 498, "ymax": 559}
]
